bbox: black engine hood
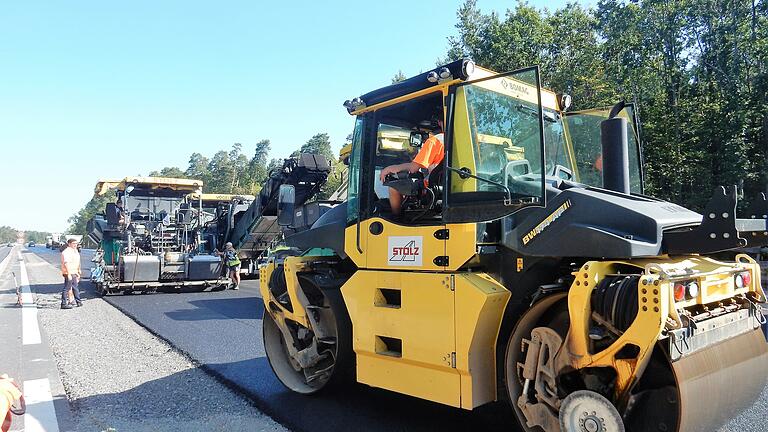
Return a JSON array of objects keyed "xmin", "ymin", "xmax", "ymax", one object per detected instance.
[{"xmin": 503, "ymin": 187, "xmax": 702, "ymax": 258}]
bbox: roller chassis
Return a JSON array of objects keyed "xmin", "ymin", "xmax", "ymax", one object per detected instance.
[
  {"xmin": 257, "ymin": 60, "xmax": 768, "ymax": 432},
  {"xmin": 259, "ymin": 248, "xmax": 768, "ymax": 432}
]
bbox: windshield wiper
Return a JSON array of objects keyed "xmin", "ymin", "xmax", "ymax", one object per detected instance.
[
  {"xmin": 516, "ymin": 104, "xmax": 557, "ymax": 123},
  {"xmin": 446, "ymin": 166, "xmax": 513, "ymax": 206}
]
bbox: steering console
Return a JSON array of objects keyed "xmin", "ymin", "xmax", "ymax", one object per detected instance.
[{"xmin": 383, "ymin": 170, "xmax": 424, "ymax": 196}]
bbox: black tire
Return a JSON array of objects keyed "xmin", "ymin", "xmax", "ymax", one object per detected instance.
[
  {"xmin": 263, "ymin": 272, "xmax": 353, "ymax": 394},
  {"xmin": 503, "ymin": 294, "xmax": 568, "ymax": 432}
]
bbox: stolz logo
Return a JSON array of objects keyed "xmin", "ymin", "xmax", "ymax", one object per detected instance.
[{"xmin": 388, "ymin": 236, "xmax": 423, "ymax": 267}]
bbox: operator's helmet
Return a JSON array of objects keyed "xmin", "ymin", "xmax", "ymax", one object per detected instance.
[{"xmin": 225, "ymin": 242, "xmax": 234, "ymax": 250}]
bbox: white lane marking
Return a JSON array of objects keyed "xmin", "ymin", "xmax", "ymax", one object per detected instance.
[
  {"xmin": 20, "ymin": 257, "xmax": 42, "ymax": 345},
  {"xmin": 23, "ymin": 378, "xmax": 61, "ymax": 432}
]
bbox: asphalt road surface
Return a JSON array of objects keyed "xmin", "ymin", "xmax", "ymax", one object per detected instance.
[{"xmin": 29, "ymin": 246, "xmax": 768, "ymax": 432}]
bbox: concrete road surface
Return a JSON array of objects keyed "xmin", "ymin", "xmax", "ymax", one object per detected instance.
[{"xmin": 26, "ymin": 246, "xmax": 768, "ymax": 432}]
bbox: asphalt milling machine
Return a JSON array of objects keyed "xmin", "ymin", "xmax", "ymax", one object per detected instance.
[
  {"xmin": 221, "ymin": 154, "xmax": 333, "ymax": 273},
  {"xmin": 86, "ymin": 156, "xmax": 332, "ymax": 294},
  {"xmin": 259, "ymin": 59, "xmax": 768, "ymax": 432}
]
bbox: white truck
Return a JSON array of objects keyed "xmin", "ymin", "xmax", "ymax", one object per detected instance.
[{"xmin": 47, "ymin": 233, "xmax": 82, "ymax": 251}]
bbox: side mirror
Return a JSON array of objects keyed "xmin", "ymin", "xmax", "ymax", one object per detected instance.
[
  {"xmin": 409, "ymin": 132, "xmax": 427, "ymax": 147},
  {"xmin": 277, "ymin": 185, "xmax": 296, "ymax": 227}
]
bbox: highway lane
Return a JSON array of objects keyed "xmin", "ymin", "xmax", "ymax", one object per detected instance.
[
  {"xmin": 0, "ymin": 245, "xmax": 13, "ymax": 265},
  {"xmin": 28, "ymin": 245, "xmax": 768, "ymax": 432}
]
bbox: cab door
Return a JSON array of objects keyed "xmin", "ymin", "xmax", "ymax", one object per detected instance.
[{"xmin": 340, "ymin": 95, "xmax": 463, "ymax": 406}]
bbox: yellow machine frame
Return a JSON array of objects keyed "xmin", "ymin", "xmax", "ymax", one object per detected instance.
[{"xmin": 259, "ymin": 61, "xmax": 768, "ymax": 432}]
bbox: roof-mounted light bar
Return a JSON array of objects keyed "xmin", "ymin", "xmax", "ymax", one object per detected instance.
[
  {"xmin": 343, "ymin": 97, "xmax": 366, "ymax": 113},
  {"xmin": 343, "ymin": 58, "xmax": 476, "ymax": 114}
]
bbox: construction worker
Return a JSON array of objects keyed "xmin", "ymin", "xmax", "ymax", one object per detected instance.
[
  {"xmin": 112, "ymin": 198, "xmax": 126, "ymax": 225},
  {"xmin": 0, "ymin": 375, "xmax": 23, "ymax": 432},
  {"xmin": 216, "ymin": 242, "xmax": 241, "ymax": 290},
  {"xmin": 61, "ymin": 238, "xmax": 83, "ymax": 309},
  {"xmin": 379, "ymin": 118, "xmax": 444, "ymax": 215}
]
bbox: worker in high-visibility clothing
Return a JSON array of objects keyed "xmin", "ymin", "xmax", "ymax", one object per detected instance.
[
  {"xmin": 216, "ymin": 242, "xmax": 241, "ymax": 290},
  {"xmin": 379, "ymin": 118, "xmax": 444, "ymax": 215},
  {"xmin": 0, "ymin": 374, "xmax": 24, "ymax": 432}
]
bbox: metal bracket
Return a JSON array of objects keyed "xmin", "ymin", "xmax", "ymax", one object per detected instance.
[
  {"xmin": 434, "ymin": 256, "xmax": 449, "ymax": 267},
  {"xmin": 434, "ymin": 228, "xmax": 449, "ymax": 240},
  {"xmin": 664, "ymin": 186, "xmax": 768, "ymax": 254}
]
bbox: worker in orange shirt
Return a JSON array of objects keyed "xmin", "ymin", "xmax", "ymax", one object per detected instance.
[
  {"xmin": 0, "ymin": 375, "xmax": 24, "ymax": 432},
  {"xmin": 60, "ymin": 238, "xmax": 83, "ymax": 309},
  {"xmin": 379, "ymin": 118, "xmax": 444, "ymax": 215}
]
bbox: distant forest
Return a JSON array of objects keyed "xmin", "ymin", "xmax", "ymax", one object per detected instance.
[
  {"xmin": 66, "ymin": 0, "xmax": 768, "ymax": 237},
  {"xmin": 0, "ymin": 227, "xmax": 50, "ymax": 244}
]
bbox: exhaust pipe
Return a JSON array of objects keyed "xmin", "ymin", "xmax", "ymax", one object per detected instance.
[{"xmin": 600, "ymin": 114, "xmax": 630, "ymax": 194}]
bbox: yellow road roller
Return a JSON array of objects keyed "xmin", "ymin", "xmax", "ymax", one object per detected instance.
[{"xmin": 259, "ymin": 59, "xmax": 768, "ymax": 431}]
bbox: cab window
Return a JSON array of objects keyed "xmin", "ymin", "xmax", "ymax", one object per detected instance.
[
  {"xmin": 366, "ymin": 92, "xmax": 445, "ymax": 223},
  {"xmin": 346, "ymin": 117, "xmax": 364, "ymax": 224}
]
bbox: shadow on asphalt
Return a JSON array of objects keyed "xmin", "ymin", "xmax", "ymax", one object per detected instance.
[
  {"xmin": 195, "ymin": 357, "xmax": 518, "ymax": 432},
  {"xmin": 29, "ymin": 281, "xmax": 64, "ymax": 295},
  {"xmin": 66, "ymin": 367, "xmax": 255, "ymax": 425},
  {"xmin": 165, "ymin": 298, "xmax": 264, "ymax": 322}
]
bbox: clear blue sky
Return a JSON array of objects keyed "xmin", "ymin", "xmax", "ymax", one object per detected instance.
[{"xmin": 0, "ymin": 0, "xmax": 595, "ymax": 233}]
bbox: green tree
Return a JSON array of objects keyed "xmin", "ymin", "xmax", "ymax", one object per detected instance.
[
  {"xmin": 245, "ymin": 139, "xmax": 271, "ymax": 193},
  {"xmin": 292, "ymin": 133, "xmax": 334, "ymax": 161},
  {"xmin": 66, "ymin": 190, "xmax": 117, "ymax": 239},
  {"xmin": 148, "ymin": 166, "xmax": 187, "ymax": 178},
  {"xmin": 185, "ymin": 152, "xmax": 212, "ymax": 186},
  {"xmin": 206, "ymin": 150, "xmax": 234, "ymax": 193},
  {"xmin": 391, "ymin": 70, "xmax": 407, "ymax": 83},
  {"xmin": 447, "ymin": 1, "xmax": 551, "ymax": 74},
  {"xmin": 544, "ymin": 4, "xmax": 614, "ymax": 109},
  {"xmin": 229, "ymin": 143, "xmax": 250, "ymax": 194},
  {"xmin": 0, "ymin": 226, "xmax": 18, "ymax": 243}
]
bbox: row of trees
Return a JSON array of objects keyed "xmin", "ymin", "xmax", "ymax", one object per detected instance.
[
  {"xmin": 0, "ymin": 227, "xmax": 49, "ymax": 244},
  {"xmin": 0, "ymin": 226, "xmax": 19, "ymax": 243},
  {"xmin": 447, "ymin": 0, "xmax": 767, "ymax": 210},
  {"xmin": 148, "ymin": 133, "xmax": 339, "ymax": 195},
  {"xmin": 66, "ymin": 133, "xmax": 346, "ymax": 236}
]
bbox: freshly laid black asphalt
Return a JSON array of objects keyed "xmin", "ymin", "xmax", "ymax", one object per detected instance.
[{"xmin": 28, "ymin": 246, "xmax": 767, "ymax": 432}]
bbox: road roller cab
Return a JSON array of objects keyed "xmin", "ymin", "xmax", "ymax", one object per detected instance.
[{"xmin": 260, "ymin": 59, "xmax": 768, "ymax": 432}]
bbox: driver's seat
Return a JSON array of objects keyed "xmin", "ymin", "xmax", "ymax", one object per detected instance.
[{"xmin": 425, "ymin": 160, "xmax": 445, "ymax": 210}]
